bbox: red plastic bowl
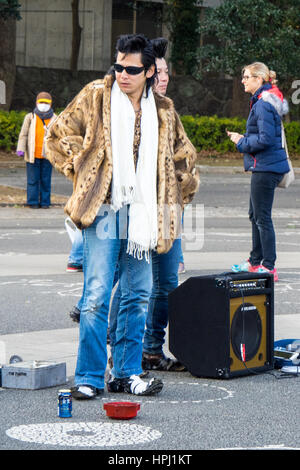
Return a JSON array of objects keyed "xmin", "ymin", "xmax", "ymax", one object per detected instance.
[{"xmin": 103, "ymin": 401, "xmax": 141, "ymax": 420}]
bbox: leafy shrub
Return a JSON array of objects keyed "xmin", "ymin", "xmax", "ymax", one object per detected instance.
[
  {"xmin": 0, "ymin": 110, "xmax": 27, "ymax": 151},
  {"xmin": 180, "ymin": 115, "xmax": 300, "ymax": 156},
  {"xmin": 0, "ymin": 109, "xmax": 64, "ymax": 151},
  {"xmin": 283, "ymin": 121, "xmax": 300, "ymax": 154},
  {"xmin": 181, "ymin": 115, "xmax": 246, "ymax": 152},
  {"xmin": 1, "ymin": 110, "xmax": 300, "ymax": 156}
]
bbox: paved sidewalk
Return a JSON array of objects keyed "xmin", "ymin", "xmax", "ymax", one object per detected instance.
[
  {"xmin": 1, "ymin": 168, "xmax": 299, "ymax": 451},
  {"xmin": 1, "ymin": 313, "xmax": 300, "ymax": 382},
  {"xmin": 1, "ymin": 195, "xmax": 300, "ymax": 378},
  {"xmin": 1, "ymin": 247, "xmax": 300, "ymax": 378},
  {"xmin": 1, "ymin": 250, "xmax": 300, "ymax": 276}
]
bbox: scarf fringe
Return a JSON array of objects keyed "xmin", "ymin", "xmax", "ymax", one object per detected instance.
[
  {"xmin": 126, "ymin": 240, "xmax": 151, "ymax": 263},
  {"xmin": 110, "ymin": 186, "xmax": 135, "ymax": 212}
]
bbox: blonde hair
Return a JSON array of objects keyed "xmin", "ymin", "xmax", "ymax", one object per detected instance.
[{"xmin": 242, "ymin": 62, "xmax": 278, "ymax": 85}]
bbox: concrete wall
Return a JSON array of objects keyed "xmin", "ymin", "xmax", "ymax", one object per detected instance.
[
  {"xmin": 16, "ymin": 0, "xmax": 112, "ymax": 71},
  {"xmin": 16, "ymin": 0, "xmax": 222, "ymax": 71}
]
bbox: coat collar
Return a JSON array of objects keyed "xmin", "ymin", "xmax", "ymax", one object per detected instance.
[
  {"xmin": 250, "ymin": 83, "xmax": 272, "ymax": 108},
  {"xmin": 249, "ymin": 82, "xmax": 288, "ymax": 116}
]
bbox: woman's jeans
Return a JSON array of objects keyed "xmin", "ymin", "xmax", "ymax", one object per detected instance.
[
  {"xmin": 26, "ymin": 159, "xmax": 52, "ymax": 206},
  {"xmin": 143, "ymin": 238, "xmax": 181, "ymax": 354},
  {"xmin": 248, "ymin": 171, "xmax": 283, "ymax": 270},
  {"xmin": 110, "ymin": 238, "xmax": 181, "ymax": 357},
  {"xmin": 75, "ymin": 209, "xmax": 152, "ymax": 389}
]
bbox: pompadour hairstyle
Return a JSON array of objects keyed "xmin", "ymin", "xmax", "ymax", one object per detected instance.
[
  {"xmin": 151, "ymin": 37, "xmax": 168, "ymax": 60},
  {"xmin": 115, "ymin": 33, "xmax": 157, "ymax": 97}
]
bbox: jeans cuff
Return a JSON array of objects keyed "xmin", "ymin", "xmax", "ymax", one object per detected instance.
[
  {"xmin": 111, "ymin": 367, "xmax": 143, "ymax": 379},
  {"xmin": 75, "ymin": 379, "xmax": 104, "ymax": 390},
  {"xmin": 143, "ymin": 348, "xmax": 163, "ymax": 355}
]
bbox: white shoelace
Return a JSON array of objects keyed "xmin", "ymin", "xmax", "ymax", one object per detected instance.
[
  {"xmin": 128, "ymin": 375, "xmax": 153, "ymax": 395},
  {"xmin": 77, "ymin": 386, "xmax": 95, "ymax": 397}
]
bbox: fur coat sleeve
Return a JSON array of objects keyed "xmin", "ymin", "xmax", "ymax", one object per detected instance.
[
  {"xmin": 44, "ymin": 86, "xmax": 90, "ymax": 180},
  {"xmin": 173, "ymin": 111, "xmax": 199, "ymax": 204}
]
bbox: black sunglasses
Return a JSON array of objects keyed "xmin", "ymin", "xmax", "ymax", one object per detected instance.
[{"xmin": 114, "ymin": 63, "xmax": 145, "ymax": 75}]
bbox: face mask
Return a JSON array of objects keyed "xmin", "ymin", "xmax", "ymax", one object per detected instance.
[{"xmin": 37, "ymin": 103, "xmax": 51, "ymax": 113}]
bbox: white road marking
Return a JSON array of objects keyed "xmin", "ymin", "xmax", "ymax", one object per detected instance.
[
  {"xmin": 6, "ymin": 422, "xmax": 162, "ymax": 447},
  {"xmin": 102, "ymin": 381, "xmax": 235, "ymax": 405}
]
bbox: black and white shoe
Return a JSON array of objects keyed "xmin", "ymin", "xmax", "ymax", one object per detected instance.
[
  {"xmin": 71, "ymin": 385, "xmax": 103, "ymax": 400},
  {"xmin": 107, "ymin": 374, "xmax": 163, "ymax": 396},
  {"xmin": 106, "ymin": 375, "xmax": 124, "ymax": 393},
  {"xmin": 124, "ymin": 375, "xmax": 163, "ymax": 395},
  {"xmin": 142, "ymin": 352, "xmax": 186, "ymax": 372}
]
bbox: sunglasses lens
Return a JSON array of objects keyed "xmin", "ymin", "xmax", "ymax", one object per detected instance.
[
  {"xmin": 114, "ymin": 64, "xmax": 123, "ymax": 73},
  {"xmin": 126, "ymin": 66, "xmax": 143, "ymax": 75},
  {"xmin": 114, "ymin": 64, "xmax": 144, "ymax": 75}
]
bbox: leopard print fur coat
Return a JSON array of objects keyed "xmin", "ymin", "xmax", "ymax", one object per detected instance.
[{"xmin": 44, "ymin": 74, "xmax": 199, "ymax": 254}]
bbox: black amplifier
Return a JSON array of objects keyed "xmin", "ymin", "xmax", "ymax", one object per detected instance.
[
  {"xmin": 169, "ymin": 271, "xmax": 274, "ymax": 378},
  {"xmin": 215, "ymin": 272, "xmax": 272, "ymax": 298}
]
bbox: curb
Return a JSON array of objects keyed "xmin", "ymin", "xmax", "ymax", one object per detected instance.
[
  {"xmin": 0, "ymin": 203, "xmax": 66, "ymax": 207},
  {"xmin": 197, "ymin": 164, "xmax": 300, "ymax": 174},
  {"xmin": 0, "ymin": 165, "xmax": 298, "ymax": 208}
]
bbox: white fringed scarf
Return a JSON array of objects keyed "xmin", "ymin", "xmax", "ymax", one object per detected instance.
[{"xmin": 110, "ymin": 81, "xmax": 158, "ymax": 262}]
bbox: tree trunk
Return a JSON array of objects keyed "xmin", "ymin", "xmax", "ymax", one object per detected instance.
[
  {"xmin": 70, "ymin": 0, "xmax": 82, "ymax": 72},
  {"xmin": 230, "ymin": 76, "xmax": 249, "ymax": 118},
  {"xmin": 0, "ymin": 17, "xmax": 16, "ymax": 110}
]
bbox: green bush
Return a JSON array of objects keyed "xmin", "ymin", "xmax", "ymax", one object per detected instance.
[
  {"xmin": 1, "ymin": 110, "xmax": 300, "ymax": 155},
  {"xmin": 283, "ymin": 120, "xmax": 300, "ymax": 154},
  {"xmin": 180, "ymin": 115, "xmax": 247, "ymax": 153},
  {"xmin": 0, "ymin": 110, "xmax": 27, "ymax": 151},
  {"xmin": 180, "ymin": 115, "xmax": 300, "ymax": 155},
  {"xmin": 0, "ymin": 109, "xmax": 65, "ymax": 151}
]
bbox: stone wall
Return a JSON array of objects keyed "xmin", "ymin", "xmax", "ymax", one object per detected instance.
[
  {"xmin": 167, "ymin": 75, "xmax": 233, "ymax": 117},
  {"xmin": 11, "ymin": 66, "xmax": 106, "ymax": 110},
  {"xmin": 11, "ymin": 66, "xmax": 234, "ymax": 117}
]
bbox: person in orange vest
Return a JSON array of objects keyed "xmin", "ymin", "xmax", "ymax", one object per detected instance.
[{"xmin": 17, "ymin": 92, "xmax": 56, "ymax": 208}]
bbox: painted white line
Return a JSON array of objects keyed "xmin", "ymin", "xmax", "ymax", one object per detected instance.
[
  {"xmin": 216, "ymin": 444, "xmax": 300, "ymax": 450},
  {"xmin": 0, "ymin": 229, "xmax": 66, "ymax": 239},
  {"xmin": 6, "ymin": 422, "xmax": 162, "ymax": 447},
  {"xmin": 0, "ymin": 278, "xmax": 83, "ymax": 298},
  {"xmin": 101, "ymin": 381, "xmax": 235, "ymax": 405}
]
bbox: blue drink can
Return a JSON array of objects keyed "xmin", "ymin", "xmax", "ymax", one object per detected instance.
[{"xmin": 58, "ymin": 389, "xmax": 72, "ymax": 418}]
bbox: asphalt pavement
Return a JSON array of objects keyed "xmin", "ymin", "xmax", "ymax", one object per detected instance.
[{"xmin": 0, "ymin": 165, "xmax": 299, "ymax": 454}]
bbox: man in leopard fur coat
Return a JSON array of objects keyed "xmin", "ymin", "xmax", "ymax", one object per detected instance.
[{"xmin": 45, "ymin": 34, "xmax": 199, "ymax": 399}]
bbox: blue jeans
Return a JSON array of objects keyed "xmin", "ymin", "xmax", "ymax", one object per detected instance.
[
  {"xmin": 75, "ymin": 208, "xmax": 152, "ymax": 389},
  {"xmin": 68, "ymin": 229, "xmax": 83, "ymax": 265},
  {"xmin": 248, "ymin": 171, "xmax": 283, "ymax": 270},
  {"xmin": 110, "ymin": 238, "xmax": 181, "ymax": 357},
  {"xmin": 143, "ymin": 238, "xmax": 181, "ymax": 354},
  {"xmin": 76, "ymin": 267, "xmax": 119, "ymax": 312},
  {"xmin": 26, "ymin": 159, "xmax": 52, "ymax": 206}
]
